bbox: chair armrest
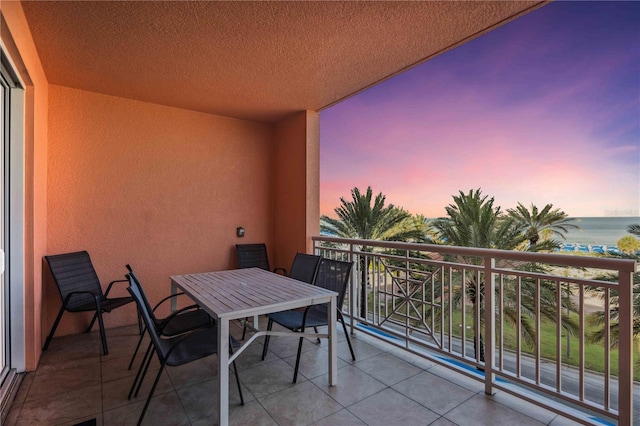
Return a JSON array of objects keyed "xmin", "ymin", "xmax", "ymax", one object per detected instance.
[
  {"xmin": 273, "ymin": 267, "xmax": 288, "ymax": 276},
  {"xmin": 63, "ymin": 290, "xmax": 102, "ymax": 309},
  {"xmin": 103, "ymin": 279, "xmax": 129, "ymax": 297},
  {"xmin": 152, "ymin": 292, "xmax": 189, "ymax": 311}
]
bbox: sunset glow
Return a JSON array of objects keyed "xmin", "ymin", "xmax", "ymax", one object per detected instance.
[{"xmin": 320, "ymin": 2, "xmax": 640, "ymax": 218}]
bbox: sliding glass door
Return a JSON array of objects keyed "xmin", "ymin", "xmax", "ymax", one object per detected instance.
[
  {"xmin": 0, "ymin": 47, "xmax": 25, "ymax": 407},
  {"xmin": 0, "ymin": 67, "xmax": 7, "ymax": 384}
]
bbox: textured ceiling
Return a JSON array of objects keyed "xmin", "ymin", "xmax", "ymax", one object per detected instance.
[{"xmin": 20, "ymin": 1, "xmax": 544, "ymax": 123}]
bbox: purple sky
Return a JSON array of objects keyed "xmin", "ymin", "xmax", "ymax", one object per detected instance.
[{"xmin": 320, "ymin": 2, "xmax": 640, "ymax": 218}]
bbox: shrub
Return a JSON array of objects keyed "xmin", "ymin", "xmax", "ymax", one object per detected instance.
[{"xmin": 616, "ymin": 235, "xmax": 640, "ymax": 255}]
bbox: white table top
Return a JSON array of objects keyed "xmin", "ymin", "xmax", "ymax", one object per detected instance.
[{"xmin": 170, "ymin": 267, "xmax": 337, "ymax": 320}]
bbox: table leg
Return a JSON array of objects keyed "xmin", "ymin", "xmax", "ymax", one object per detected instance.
[
  {"xmin": 217, "ymin": 318, "xmax": 230, "ymax": 426},
  {"xmin": 328, "ymin": 295, "xmax": 337, "ymax": 386},
  {"xmin": 170, "ymin": 281, "xmax": 178, "ymax": 312}
]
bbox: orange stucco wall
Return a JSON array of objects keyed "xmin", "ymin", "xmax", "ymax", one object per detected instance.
[
  {"xmin": 2, "ymin": 0, "xmax": 49, "ymax": 371},
  {"xmin": 45, "ymin": 85, "xmax": 275, "ymax": 335},
  {"xmin": 3, "ymin": 0, "xmax": 319, "ymax": 371},
  {"xmin": 272, "ymin": 111, "xmax": 320, "ymax": 268}
]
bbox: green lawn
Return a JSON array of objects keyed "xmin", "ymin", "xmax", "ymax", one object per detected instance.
[
  {"xmin": 500, "ymin": 311, "xmax": 640, "ymax": 380},
  {"xmin": 381, "ymin": 303, "xmax": 640, "ymax": 381}
]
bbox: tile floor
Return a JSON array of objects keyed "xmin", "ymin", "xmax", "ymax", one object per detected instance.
[{"xmin": 6, "ymin": 319, "xmax": 583, "ymax": 425}]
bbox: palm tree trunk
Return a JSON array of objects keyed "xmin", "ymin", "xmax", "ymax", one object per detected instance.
[
  {"xmin": 472, "ymin": 301, "xmax": 485, "ymax": 363},
  {"xmin": 473, "ymin": 334, "xmax": 485, "ymax": 362},
  {"xmin": 359, "ymin": 255, "xmax": 368, "ymax": 317}
]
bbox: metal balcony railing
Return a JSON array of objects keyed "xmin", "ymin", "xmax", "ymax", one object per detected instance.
[{"xmin": 312, "ymin": 236, "xmax": 637, "ymax": 425}]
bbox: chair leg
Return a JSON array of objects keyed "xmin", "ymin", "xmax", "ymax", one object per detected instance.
[
  {"xmin": 128, "ymin": 326, "xmax": 148, "ymax": 370},
  {"xmin": 338, "ymin": 312, "xmax": 356, "ymax": 361},
  {"xmin": 242, "ymin": 316, "xmax": 248, "ymax": 340},
  {"xmin": 96, "ymin": 310, "xmax": 109, "ymax": 355},
  {"xmin": 87, "ymin": 312, "xmax": 98, "ymax": 333},
  {"xmin": 134, "ymin": 342, "xmax": 155, "ymax": 398},
  {"xmin": 232, "ymin": 361, "xmax": 244, "ymax": 406},
  {"xmin": 292, "ymin": 335, "xmax": 305, "ymax": 383},
  {"xmin": 261, "ymin": 319, "xmax": 274, "ymax": 360},
  {"xmin": 314, "ymin": 326, "xmax": 321, "ymax": 344},
  {"xmin": 43, "ymin": 306, "xmax": 66, "ymax": 351},
  {"xmin": 137, "ymin": 364, "xmax": 165, "ymax": 426},
  {"xmin": 129, "ymin": 341, "xmax": 153, "ymax": 400},
  {"xmin": 229, "ymin": 342, "xmax": 244, "ymax": 406}
]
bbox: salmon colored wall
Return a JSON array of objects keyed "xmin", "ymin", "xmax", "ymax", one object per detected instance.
[
  {"xmin": 1, "ymin": 1, "xmax": 49, "ymax": 371},
  {"xmin": 2, "ymin": 0, "xmax": 318, "ymax": 370},
  {"xmin": 272, "ymin": 111, "xmax": 320, "ymax": 268},
  {"xmin": 46, "ymin": 85, "xmax": 275, "ymax": 336}
]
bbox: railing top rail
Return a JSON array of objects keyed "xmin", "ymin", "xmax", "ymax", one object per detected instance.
[{"xmin": 313, "ymin": 235, "xmax": 637, "ymax": 272}]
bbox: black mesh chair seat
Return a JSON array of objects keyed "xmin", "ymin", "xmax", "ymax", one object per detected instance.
[
  {"xmin": 262, "ymin": 258, "xmax": 355, "ymax": 382},
  {"xmin": 69, "ymin": 297, "xmax": 133, "ymax": 313},
  {"xmin": 157, "ymin": 326, "xmax": 242, "ymax": 366},
  {"xmin": 159, "ymin": 308, "xmax": 212, "ymax": 336},
  {"xmin": 43, "ymin": 251, "xmax": 137, "ymax": 355},
  {"xmin": 126, "ymin": 273, "xmax": 244, "ymax": 426},
  {"xmin": 126, "ymin": 265, "xmax": 215, "ymax": 370},
  {"xmin": 267, "ymin": 307, "xmax": 328, "ymax": 331}
]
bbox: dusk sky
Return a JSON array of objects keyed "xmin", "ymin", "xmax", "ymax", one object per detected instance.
[{"xmin": 319, "ymin": 1, "xmax": 640, "ymax": 219}]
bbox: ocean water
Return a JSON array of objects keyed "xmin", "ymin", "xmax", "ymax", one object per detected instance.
[{"xmin": 561, "ymin": 217, "xmax": 639, "ymax": 246}]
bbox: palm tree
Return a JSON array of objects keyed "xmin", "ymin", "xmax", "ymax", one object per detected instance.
[
  {"xmin": 434, "ymin": 189, "xmax": 577, "ymax": 361},
  {"xmin": 507, "ymin": 203, "xmax": 580, "ymax": 248},
  {"xmin": 321, "ymin": 186, "xmax": 426, "ymax": 316},
  {"xmin": 588, "ymin": 223, "xmax": 640, "ymax": 366},
  {"xmin": 587, "ymin": 273, "xmax": 640, "ymax": 360},
  {"xmin": 321, "ymin": 186, "xmax": 425, "ymax": 242},
  {"xmin": 434, "ymin": 189, "xmax": 526, "ymax": 250},
  {"xmin": 433, "ymin": 189, "xmax": 524, "ymax": 360}
]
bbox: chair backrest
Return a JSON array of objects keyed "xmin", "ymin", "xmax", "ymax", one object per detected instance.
[
  {"xmin": 45, "ymin": 251, "xmax": 104, "ymax": 310},
  {"xmin": 288, "ymin": 253, "xmax": 322, "ymax": 284},
  {"xmin": 125, "ymin": 265, "xmax": 159, "ymax": 327},
  {"xmin": 314, "ymin": 258, "xmax": 353, "ymax": 307},
  {"xmin": 126, "ymin": 274, "xmax": 166, "ymax": 362},
  {"xmin": 236, "ymin": 243, "xmax": 270, "ymax": 270}
]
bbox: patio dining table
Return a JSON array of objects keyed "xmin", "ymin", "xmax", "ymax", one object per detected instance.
[{"xmin": 170, "ymin": 267, "xmax": 338, "ymax": 426}]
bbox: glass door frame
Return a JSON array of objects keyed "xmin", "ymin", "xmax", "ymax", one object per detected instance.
[
  {"xmin": 0, "ymin": 40, "xmax": 26, "ymax": 382},
  {"xmin": 0, "ymin": 63, "xmax": 6, "ymax": 384}
]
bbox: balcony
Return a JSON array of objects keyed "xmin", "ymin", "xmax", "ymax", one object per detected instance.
[
  {"xmin": 3, "ymin": 1, "xmax": 636, "ymax": 425},
  {"xmin": 5, "ymin": 237, "xmax": 635, "ymax": 425}
]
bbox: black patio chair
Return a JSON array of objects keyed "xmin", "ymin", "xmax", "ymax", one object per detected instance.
[
  {"xmin": 287, "ymin": 252, "xmax": 322, "ymax": 284},
  {"xmin": 125, "ymin": 264, "xmax": 214, "ymax": 370},
  {"xmin": 43, "ymin": 251, "xmax": 137, "ymax": 355},
  {"xmin": 235, "ymin": 243, "xmax": 287, "ymax": 275},
  {"xmin": 126, "ymin": 273, "xmax": 244, "ymax": 426},
  {"xmin": 239, "ymin": 252, "xmax": 322, "ymax": 339},
  {"xmin": 262, "ymin": 257, "xmax": 355, "ymax": 382}
]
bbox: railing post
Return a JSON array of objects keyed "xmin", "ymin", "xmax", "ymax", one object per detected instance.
[
  {"xmin": 484, "ymin": 256, "xmax": 496, "ymax": 395},
  {"xmin": 617, "ymin": 267, "xmax": 634, "ymax": 425},
  {"xmin": 349, "ymin": 242, "xmax": 356, "ymax": 336}
]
